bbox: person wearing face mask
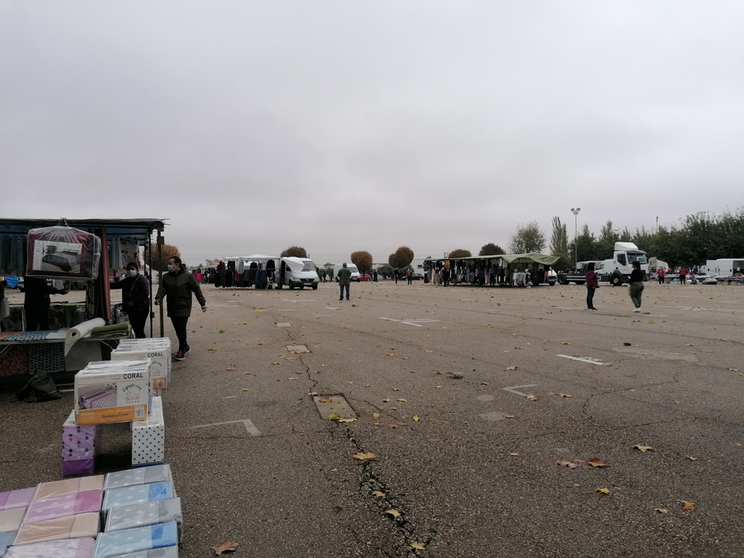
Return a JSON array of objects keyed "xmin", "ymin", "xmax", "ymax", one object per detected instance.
[
  {"xmin": 110, "ymin": 262, "xmax": 150, "ymax": 338},
  {"xmin": 155, "ymin": 256, "xmax": 207, "ymax": 361}
]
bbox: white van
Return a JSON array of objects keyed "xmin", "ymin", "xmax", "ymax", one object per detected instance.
[
  {"xmin": 275, "ymin": 257, "xmax": 319, "ymax": 290},
  {"xmin": 333, "ymin": 263, "xmax": 361, "ymax": 282}
]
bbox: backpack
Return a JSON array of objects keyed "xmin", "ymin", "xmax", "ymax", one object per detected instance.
[{"xmin": 16, "ymin": 370, "xmax": 63, "ymax": 403}]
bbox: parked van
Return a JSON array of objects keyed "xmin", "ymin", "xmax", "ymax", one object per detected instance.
[
  {"xmin": 333, "ymin": 263, "xmax": 361, "ymax": 282},
  {"xmin": 275, "ymin": 257, "xmax": 319, "ymax": 290}
]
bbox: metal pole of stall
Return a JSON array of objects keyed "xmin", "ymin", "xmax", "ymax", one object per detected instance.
[
  {"xmin": 146, "ymin": 239, "xmax": 153, "ymax": 338},
  {"xmin": 157, "ymin": 230, "xmax": 164, "ymax": 337}
]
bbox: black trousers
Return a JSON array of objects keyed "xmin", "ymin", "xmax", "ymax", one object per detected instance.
[
  {"xmin": 339, "ymin": 284, "xmax": 350, "ymax": 300},
  {"xmin": 25, "ymin": 303, "xmax": 50, "ymax": 331},
  {"xmin": 586, "ymin": 288, "xmax": 596, "ymax": 309},
  {"xmin": 128, "ymin": 308, "xmax": 149, "ymax": 339},
  {"xmin": 170, "ymin": 316, "xmax": 189, "ymax": 351}
]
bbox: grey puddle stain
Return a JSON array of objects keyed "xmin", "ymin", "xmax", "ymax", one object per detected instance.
[{"xmin": 313, "ymin": 394, "xmax": 358, "ymax": 420}]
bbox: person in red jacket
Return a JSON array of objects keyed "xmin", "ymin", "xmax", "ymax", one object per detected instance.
[
  {"xmin": 585, "ymin": 262, "xmax": 599, "ymax": 310},
  {"xmin": 679, "ymin": 267, "xmax": 688, "ymax": 285}
]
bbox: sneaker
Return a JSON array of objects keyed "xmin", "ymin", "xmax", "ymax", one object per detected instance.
[
  {"xmin": 173, "ymin": 351, "xmax": 185, "ymax": 361},
  {"xmin": 633, "ymin": 308, "xmax": 641, "ymax": 313},
  {"xmin": 183, "ymin": 346, "xmax": 191, "ymax": 356}
]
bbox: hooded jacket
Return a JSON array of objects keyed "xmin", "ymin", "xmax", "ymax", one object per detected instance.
[{"xmin": 156, "ymin": 267, "xmax": 206, "ymax": 318}]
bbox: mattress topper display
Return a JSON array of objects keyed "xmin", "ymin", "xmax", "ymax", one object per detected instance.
[{"xmin": 26, "ymin": 225, "xmax": 102, "ymax": 280}]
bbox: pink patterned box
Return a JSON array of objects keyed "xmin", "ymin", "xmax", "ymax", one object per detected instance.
[
  {"xmin": 24, "ymin": 490, "xmax": 102, "ymax": 524},
  {"xmin": 5, "ymin": 536, "xmax": 96, "ymax": 557},
  {"xmin": 33, "ymin": 476, "xmax": 103, "ymax": 500},
  {"xmin": 0, "ymin": 488, "xmax": 34, "ymax": 511},
  {"xmin": 62, "ymin": 410, "xmax": 99, "ymax": 461},
  {"xmin": 13, "ymin": 512, "xmax": 99, "ymax": 545}
]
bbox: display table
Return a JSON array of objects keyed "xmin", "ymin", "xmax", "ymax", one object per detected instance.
[{"xmin": 0, "ymin": 331, "xmax": 129, "ymax": 376}]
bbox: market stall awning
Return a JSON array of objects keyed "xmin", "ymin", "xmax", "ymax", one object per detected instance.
[
  {"xmin": 0, "ymin": 218, "xmax": 166, "ymax": 243},
  {"xmin": 499, "ymin": 253, "xmax": 560, "ymax": 266}
]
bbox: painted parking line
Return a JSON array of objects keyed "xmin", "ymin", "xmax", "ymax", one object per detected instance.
[
  {"xmin": 379, "ymin": 317, "xmax": 441, "ymax": 327},
  {"xmin": 557, "ymin": 354, "xmax": 612, "ymax": 366},
  {"xmin": 192, "ymin": 419, "xmax": 262, "ymax": 437},
  {"xmin": 282, "ymin": 299, "xmax": 315, "ymax": 303},
  {"xmin": 503, "ymin": 384, "xmax": 537, "ymax": 397}
]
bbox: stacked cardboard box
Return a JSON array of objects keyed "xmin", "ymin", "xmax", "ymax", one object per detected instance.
[{"xmin": 111, "ymin": 339, "xmax": 171, "ymax": 391}]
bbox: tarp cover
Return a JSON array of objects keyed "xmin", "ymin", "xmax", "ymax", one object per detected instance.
[
  {"xmin": 282, "ymin": 257, "xmax": 305, "ymax": 272},
  {"xmin": 498, "ymin": 253, "xmax": 560, "ymax": 265}
]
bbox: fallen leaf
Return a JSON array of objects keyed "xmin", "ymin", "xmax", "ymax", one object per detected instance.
[
  {"xmin": 241, "ymin": 388, "xmax": 249, "ymax": 392},
  {"xmin": 480, "ymin": 382, "xmax": 489, "ymax": 386},
  {"xmin": 681, "ymin": 500, "xmax": 696, "ymax": 510},
  {"xmin": 509, "ymin": 452, "xmax": 519, "ymax": 456},
  {"xmin": 219, "ymin": 329, "xmax": 225, "ymax": 333},
  {"xmin": 505, "ymin": 366, "xmax": 518, "ymax": 371},
  {"xmin": 549, "ymin": 392, "xmax": 572, "ymax": 398},
  {"xmin": 503, "ymin": 414, "xmax": 515, "ymax": 419},
  {"xmin": 288, "ymin": 377, "xmax": 298, "ymax": 380},
  {"xmin": 338, "ymin": 418, "xmax": 356, "ymax": 423},
  {"xmin": 397, "ymin": 398, "xmax": 407, "ymax": 402},
  {"xmin": 655, "ymin": 508, "xmax": 668, "ymax": 514},
  {"xmin": 318, "ymin": 397, "xmax": 332, "ymax": 404},
  {"xmin": 556, "ymin": 459, "xmax": 580, "ymax": 469},
  {"xmin": 596, "ymin": 488, "xmax": 610, "ymax": 495},
  {"xmin": 211, "ymin": 540, "xmax": 238, "ymax": 555},
  {"xmin": 226, "ymin": 365, "xmax": 237, "ymax": 371},
  {"xmin": 686, "ymin": 456, "xmax": 698, "ymax": 461},
  {"xmin": 562, "ymin": 342, "xmax": 571, "ymax": 345},
  {"xmin": 411, "ymin": 542, "xmax": 426, "ymax": 550},
  {"xmin": 526, "ymin": 395, "xmax": 538, "ymax": 401},
  {"xmin": 352, "ymin": 452, "xmax": 377, "ymax": 461},
  {"xmin": 633, "ymin": 445, "xmax": 654, "ymax": 452},
  {"xmin": 241, "ymin": 372, "xmax": 251, "ymax": 376},
  {"xmin": 328, "ymin": 413, "xmax": 341, "ymax": 421},
  {"xmin": 382, "ymin": 398, "xmax": 390, "ymax": 403},
  {"xmin": 588, "ymin": 457, "xmax": 610, "ymax": 468},
  {"xmin": 412, "ymin": 415, "xmax": 421, "ymax": 422},
  {"xmin": 623, "ymin": 342, "xmax": 632, "ymax": 346},
  {"xmin": 332, "ymin": 506, "xmax": 343, "ymax": 513},
  {"xmin": 208, "ymin": 346, "xmax": 218, "ymax": 352},
  {"xmin": 386, "ymin": 353, "xmax": 396, "ymax": 357},
  {"xmin": 271, "ymin": 362, "xmax": 281, "ymax": 365},
  {"xmin": 385, "ymin": 509, "xmax": 401, "ymax": 518},
  {"xmin": 372, "ymin": 490, "xmax": 386, "ymax": 498}
]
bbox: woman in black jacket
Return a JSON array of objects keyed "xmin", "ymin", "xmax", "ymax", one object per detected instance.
[
  {"xmin": 111, "ymin": 262, "xmax": 150, "ymax": 338},
  {"xmin": 629, "ymin": 261, "xmax": 645, "ymax": 313}
]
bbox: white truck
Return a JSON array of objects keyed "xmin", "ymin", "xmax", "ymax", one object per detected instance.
[
  {"xmin": 274, "ymin": 257, "xmax": 320, "ymax": 290},
  {"xmin": 596, "ymin": 242, "xmax": 649, "ymax": 286}
]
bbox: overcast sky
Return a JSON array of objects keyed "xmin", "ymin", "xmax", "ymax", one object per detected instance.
[{"xmin": 1, "ymin": 1, "xmax": 742, "ymax": 265}]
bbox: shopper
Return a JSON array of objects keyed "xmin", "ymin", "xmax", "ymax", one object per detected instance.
[
  {"xmin": 679, "ymin": 267, "xmax": 688, "ymax": 285},
  {"xmin": 24, "ymin": 277, "xmax": 67, "ymax": 331},
  {"xmin": 110, "ymin": 262, "xmax": 150, "ymax": 339},
  {"xmin": 585, "ymin": 262, "xmax": 599, "ymax": 310},
  {"xmin": 657, "ymin": 267, "xmax": 665, "ymax": 285},
  {"xmin": 337, "ymin": 262, "xmax": 351, "ymax": 301},
  {"xmin": 629, "ymin": 261, "xmax": 645, "ymax": 313},
  {"xmin": 155, "ymin": 256, "xmax": 207, "ymax": 361},
  {"xmin": 406, "ymin": 268, "xmax": 413, "ymax": 285}
]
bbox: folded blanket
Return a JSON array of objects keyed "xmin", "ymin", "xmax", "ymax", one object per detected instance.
[{"xmin": 90, "ymin": 323, "xmax": 132, "ymax": 339}]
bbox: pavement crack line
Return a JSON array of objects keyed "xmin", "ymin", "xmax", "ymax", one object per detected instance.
[{"xmin": 335, "ymin": 426, "xmax": 436, "ymax": 556}]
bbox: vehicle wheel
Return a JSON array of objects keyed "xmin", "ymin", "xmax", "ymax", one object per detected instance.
[
  {"xmin": 312, "ymin": 284, "xmax": 318, "ymax": 290},
  {"xmin": 558, "ymin": 275, "xmax": 568, "ymax": 285},
  {"xmin": 575, "ymin": 280, "xmax": 585, "ymax": 286},
  {"xmin": 276, "ymin": 283, "xmax": 282, "ymax": 289},
  {"xmin": 611, "ymin": 275, "xmax": 622, "ymax": 287},
  {"xmin": 548, "ymin": 280, "xmax": 556, "ymax": 286},
  {"xmin": 289, "ymin": 284, "xmax": 295, "ymax": 290},
  {"xmin": 300, "ymin": 285, "xmax": 304, "ymax": 290}
]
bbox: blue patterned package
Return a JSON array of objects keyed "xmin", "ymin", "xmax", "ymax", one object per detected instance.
[
  {"xmin": 97, "ymin": 546, "xmax": 177, "ymax": 558},
  {"xmin": 101, "ymin": 482, "xmax": 173, "ymax": 517},
  {"xmin": 93, "ymin": 521, "xmax": 178, "ymax": 558},
  {"xmin": 104, "ymin": 498, "xmax": 182, "ymax": 542},
  {"xmin": 0, "ymin": 531, "xmax": 16, "ymax": 556},
  {"xmin": 104, "ymin": 465, "xmax": 172, "ymax": 491}
]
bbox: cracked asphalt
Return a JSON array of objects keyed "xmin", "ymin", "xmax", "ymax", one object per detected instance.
[{"xmin": 1, "ymin": 280, "xmax": 743, "ymax": 557}]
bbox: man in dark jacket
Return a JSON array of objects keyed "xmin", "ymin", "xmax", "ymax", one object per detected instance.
[
  {"xmin": 337, "ymin": 263, "xmax": 352, "ymax": 301},
  {"xmin": 24, "ymin": 277, "xmax": 67, "ymax": 331},
  {"xmin": 155, "ymin": 256, "xmax": 207, "ymax": 361}
]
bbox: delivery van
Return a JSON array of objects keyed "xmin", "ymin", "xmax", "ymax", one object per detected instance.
[{"xmin": 275, "ymin": 257, "xmax": 320, "ymax": 290}]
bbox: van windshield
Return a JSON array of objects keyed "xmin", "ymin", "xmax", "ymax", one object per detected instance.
[
  {"xmin": 302, "ymin": 261, "xmax": 316, "ymax": 271},
  {"xmin": 628, "ymin": 252, "xmax": 648, "ymax": 264}
]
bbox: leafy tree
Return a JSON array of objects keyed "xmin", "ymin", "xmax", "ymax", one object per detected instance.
[
  {"xmin": 376, "ymin": 264, "xmax": 393, "ymax": 279},
  {"xmin": 571, "ymin": 224, "xmax": 599, "ymax": 264},
  {"xmin": 281, "ymin": 246, "xmax": 308, "ymax": 258},
  {"xmin": 351, "ymin": 251, "xmax": 373, "ymax": 275},
  {"xmin": 388, "ymin": 246, "xmax": 414, "ymax": 269},
  {"xmin": 479, "ymin": 243, "xmax": 505, "ymax": 256},
  {"xmin": 596, "ymin": 220, "xmax": 619, "ymax": 257},
  {"xmin": 549, "ymin": 217, "xmax": 570, "ymax": 270},
  {"xmin": 447, "ymin": 249, "xmax": 472, "ymax": 259},
  {"xmin": 147, "ymin": 244, "xmax": 180, "ymax": 271},
  {"xmin": 508, "ymin": 221, "xmax": 546, "ymax": 253}
]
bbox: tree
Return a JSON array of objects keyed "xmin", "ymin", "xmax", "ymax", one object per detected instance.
[
  {"xmin": 351, "ymin": 251, "xmax": 373, "ymax": 275},
  {"xmin": 572, "ymin": 224, "xmax": 599, "ymax": 264},
  {"xmin": 147, "ymin": 244, "xmax": 180, "ymax": 271},
  {"xmin": 376, "ymin": 264, "xmax": 393, "ymax": 279},
  {"xmin": 508, "ymin": 221, "xmax": 546, "ymax": 253},
  {"xmin": 281, "ymin": 246, "xmax": 308, "ymax": 258},
  {"xmin": 479, "ymin": 243, "xmax": 505, "ymax": 256},
  {"xmin": 549, "ymin": 217, "xmax": 571, "ymax": 271},
  {"xmin": 447, "ymin": 249, "xmax": 472, "ymax": 258},
  {"xmin": 596, "ymin": 220, "xmax": 619, "ymax": 257},
  {"xmin": 388, "ymin": 246, "xmax": 414, "ymax": 269}
]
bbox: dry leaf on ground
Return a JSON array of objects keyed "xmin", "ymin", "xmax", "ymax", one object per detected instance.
[
  {"xmin": 372, "ymin": 491, "xmax": 385, "ymax": 498},
  {"xmin": 548, "ymin": 392, "xmax": 572, "ymax": 398},
  {"xmin": 385, "ymin": 509, "xmax": 401, "ymax": 518},
  {"xmin": 655, "ymin": 508, "xmax": 668, "ymax": 514},
  {"xmin": 555, "ymin": 459, "xmax": 581, "ymax": 469},
  {"xmin": 318, "ymin": 397, "xmax": 332, "ymax": 404},
  {"xmin": 588, "ymin": 457, "xmax": 610, "ymax": 468},
  {"xmin": 211, "ymin": 540, "xmax": 238, "ymax": 555},
  {"xmin": 596, "ymin": 488, "xmax": 610, "ymax": 495},
  {"xmin": 352, "ymin": 452, "xmax": 377, "ymax": 461},
  {"xmin": 633, "ymin": 445, "xmax": 654, "ymax": 452},
  {"xmin": 505, "ymin": 366, "xmax": 518, "ymax": 371},
  {"xmin": 411, "ymin": 542, "xmax": 426, "ymax": 550},
  {"xmin": 526, "ymin": 395, "xmax": 538, "ymax": 401},
  {"xmin": 413, "ymin": 415, "xmax": 421, "ymax": 422},
  {"xmin": 225, "ymin": 365, "xmax": 237, "ymax": 371},
  {"xmin": 681, "ymin": 501, "xmax": 696, "ymax": 510},
  {"xmin": 503, "ymin": 414, "xmax": 515, "ymax": 419}
]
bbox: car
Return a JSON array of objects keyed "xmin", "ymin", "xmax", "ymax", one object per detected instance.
[
  {"xmin": 359, "ymin": 274, "xmax": 372, "ymax": 281},
  {"xmin": 411, "ymin": 273, "xmax": 424, "ymax": 281}
]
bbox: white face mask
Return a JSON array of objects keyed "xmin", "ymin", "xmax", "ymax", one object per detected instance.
[{"xmin": 128, "ymin": 269, "xmax": 138, "ymax": 278}]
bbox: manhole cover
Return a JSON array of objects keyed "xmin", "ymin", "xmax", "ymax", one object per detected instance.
[
  {"xmin": 287, "ymin": 345, "xmax": 310, "ymax": 354},
  {"xmin": 313, "ymin": 394, "xmax": 357, "ymax": 420}
]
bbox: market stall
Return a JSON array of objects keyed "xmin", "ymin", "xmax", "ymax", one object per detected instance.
[{"xmin": 0, "ymin": 218, "xmax": 167, "ymax": 375}]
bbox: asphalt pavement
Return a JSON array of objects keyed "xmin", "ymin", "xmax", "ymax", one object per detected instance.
[{"xmin": 1, "ymin": 280, "xmax": 743, "ymax": 557}]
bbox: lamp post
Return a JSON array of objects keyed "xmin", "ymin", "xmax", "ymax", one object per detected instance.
[{"xmin": 570, "ymin": 208, "xmax": 581, "ymax": 269}]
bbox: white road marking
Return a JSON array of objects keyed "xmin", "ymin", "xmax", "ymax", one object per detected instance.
[
  {"xmin": 192, "ymin": 419, "xmax": 262, "ymax": 437},
  {"xmin": 503, "ymin": 384, "xmax": 537, "ymax": 397},
  {"xmin": 282, "ymin": 299, "xmax": 315, "ymax": 303},
  {"xmin": 326, "ymin": 306, "xmax": 339, "ymax": 310},
  {"xmin": 557, "ymin": 354, "xmax": 612, "ymax": 366},
  {"xmin": 379, "ymin": 317, "xmax": 440, "ymax": 327}
]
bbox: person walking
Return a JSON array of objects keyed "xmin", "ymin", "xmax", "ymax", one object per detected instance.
[
  {"xmin": 406, "ymin": 268, "xmax": 413, "ymax": 285},
  {"xmin": 585, "ymin": 262, "xmax": 599, "ymax": 310},
  {"xmin": 110, "ymin": 262, "xmax": 150, "ymax": 338},
  {"xmin": 155, "ymin": 256, "xmax": 207, "ymax": 361},
  {"xmin": 679, "ymin": 267, "xmax": 688, "ymax": 285},
  {"xmin": 657, "ymin": 267, "xmax": 665, "ymax": 285},
  {"xmin": 337, "ymin": 262, "xmax": 352, "ymax": 301},
  {"xmin": 629, "ymin": 261, "xmax": 645, "ymax": 313},
  {"xmin": 393, "ymin": 268, "xmax": 400, "ymax": 285}
]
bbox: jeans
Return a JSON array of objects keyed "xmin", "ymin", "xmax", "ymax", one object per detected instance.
[
  {"xmin": 170, "ymin": 316, "xmax": 189, "ymax": 351},
  {"xmin": 339, "ymin": 284, "xmax": 350, "ymax": 300},
  {"xmin": 586, "ymin": 288, "xmax": 596, "ymax": 309},
  {"xmin": 630, "ymin": 282, "xmax": 644, "ymax": 308}
]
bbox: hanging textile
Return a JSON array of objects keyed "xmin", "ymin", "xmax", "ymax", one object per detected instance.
[{"xmin": 93, "ymin": 230, "xmax": 112, "ymax": 324}]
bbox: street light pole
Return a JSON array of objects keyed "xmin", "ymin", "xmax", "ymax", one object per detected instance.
[{"xmin": 570, "ymin": 208, "xmax": 581, "ymax": 269}]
